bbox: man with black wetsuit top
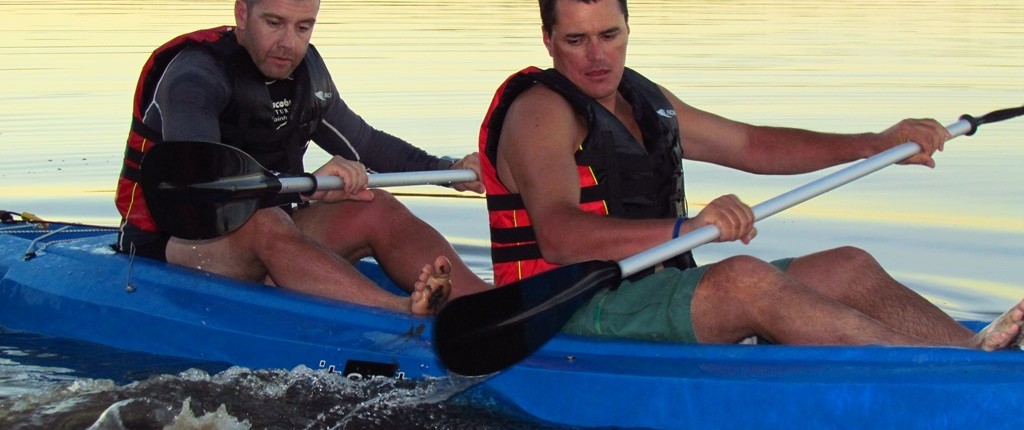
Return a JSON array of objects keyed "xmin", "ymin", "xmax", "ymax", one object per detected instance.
[{"xmin": 115, "ymin": 0, "xmax": 491, "ymax": 314}]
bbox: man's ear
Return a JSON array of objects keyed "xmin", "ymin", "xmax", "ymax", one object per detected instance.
[
  {"xmin": 542, "ymin": 27, "xmax": 554, "ymax": 58},
  {"xmin": 234, "ymin": 0, "xmax": 248, "ymax": 30}
]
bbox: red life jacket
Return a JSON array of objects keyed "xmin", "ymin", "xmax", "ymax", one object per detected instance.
[
  {"xmin": 479, "ymin": 67, "xmax": 694, "ymax": 287},
  {"xmin": 115, "ymin": 26, "xmax": 330, "ymax": 233}
]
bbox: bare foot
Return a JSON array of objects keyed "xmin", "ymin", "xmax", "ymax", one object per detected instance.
[
  {"xmin": 971, "ymin": 298, "xmax": 1024, "ymax": 351},
  {"xmin": 410, "ymin": 256, "xmax": 452, "ymax": 315}
]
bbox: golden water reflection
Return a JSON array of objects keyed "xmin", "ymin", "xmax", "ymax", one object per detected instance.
[{"xmin": 1, "ymin": 0, "xmax": 1022, "ymax": 315}]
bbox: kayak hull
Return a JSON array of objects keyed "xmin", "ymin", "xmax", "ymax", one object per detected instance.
[
  {"xmin": 0, "ymin": 225, "xmax": 440, "ymax": 377},
  {"xmin": 2, "ymin": 223, "xmax": 1022, "ymax": 429}
]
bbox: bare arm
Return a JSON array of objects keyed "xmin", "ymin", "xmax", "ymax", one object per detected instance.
[
  {"xmin": 665, "ymin": 87, "xmax": 950, "ymax": 174},
  {"xmin": 496, "ymin": 86, "xmax": 752, "ymax": 264},
  {"xmin": 498, "ymin": 84, "xmax": 949, "ymax": 265}
]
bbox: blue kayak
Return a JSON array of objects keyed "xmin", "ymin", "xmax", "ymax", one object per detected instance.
[{"xmin": 2, "ymin": 220, "xmax": 1023, "ymax": 429}]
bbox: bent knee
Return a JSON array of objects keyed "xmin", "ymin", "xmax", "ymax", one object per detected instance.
[
  {"xmin": 834, "ymin": 245, "xmax": 873, "ymax": 261},
  {"xmin": 296, "ymin": 189, "xmax": 409, "ymax": 225},
  {"xmin": 710, "ymin": 255, "xmax": 780, "ymax": 278},
  {"xmin": 367, "ymin": 188, "xmax": 399, "ymax": 202},
  {"xmin": 702, "ymin": 255, "xmax": 786, "ymax": 292},
  {"xmin": 232, "ymin": 208, "xmax": 307, "ymax": 250},
  {"xmin": 694, "ymin": 256, "xmax": 794, "ymax": 315},
  {"xmin": 245, "ymin": 208, "xmax": 300, "ymax": 235},
  {"xmin": 822, "ymin": 246, "xmax": 879, "ymax": 270},
  {"xmin": 359, "ymin": 189, "xmax": 417, "ymax": 222}
]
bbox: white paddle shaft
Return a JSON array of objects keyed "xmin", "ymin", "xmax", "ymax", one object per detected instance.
[
  {"xmin": 618, "ymin": 119, "xmax": 973, "ymax": 277},
  {"xmin": 277, "ymin": 169, "xmax": 478, "ymax": 194}
]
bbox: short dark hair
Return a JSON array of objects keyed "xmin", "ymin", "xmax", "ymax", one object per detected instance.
[{"xmin": 539, "ymin": 0, "xmax": 628, "ymax": 34}]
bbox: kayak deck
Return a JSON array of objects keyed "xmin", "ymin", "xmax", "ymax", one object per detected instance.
[
  {"xmin": 2, "ymin": 221, "xmax": 1023, "ymax": 429},
  {"xmin": 0, "ymin": 221, "xmax": 440, "ymax": 377}
]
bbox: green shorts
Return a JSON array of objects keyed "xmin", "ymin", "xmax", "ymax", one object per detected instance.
[{"xmin": 562, "ymin": 258, "xmax": 794, "ymax": 343}]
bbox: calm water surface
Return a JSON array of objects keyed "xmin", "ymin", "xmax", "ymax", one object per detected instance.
[{"xmin": 1, "ymin": 0, "xmax": 1022, "ymax": 428}]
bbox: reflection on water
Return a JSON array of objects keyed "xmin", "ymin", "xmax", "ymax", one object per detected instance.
[
  {"xmin": 0, "ymin": 0, "xmax": 1022, "ymax": 427},
  {"xmin": 2, "ymin": 1, "xmax": 1022, "ymax": 225},
  {"xmin": 3, "ymin": 0, "xmax": 1018, "ymax": 303}
]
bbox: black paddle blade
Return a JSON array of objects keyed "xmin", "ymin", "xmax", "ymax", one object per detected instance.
[
  {"xmin": 434, "ymin": 260, "xmax": 622, "ymax": 376},
  {"xmin": 961, "ymin": 104, "xmax": 1024, "ymax": 135},
  {"xmin": 140, "ymin": 141, "xmax": 280, "ymax": 240}
]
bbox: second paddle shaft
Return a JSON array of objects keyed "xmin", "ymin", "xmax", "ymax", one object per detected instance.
[
  {"xmin": 277, "ymin": 169, "xmax": 479, "ymax": 194},
  {"xmin": 618, "ymin": 118, "xmax": 974, "ymax": 277}
]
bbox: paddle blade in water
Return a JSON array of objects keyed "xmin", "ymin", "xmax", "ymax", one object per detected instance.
[
  {"xmin": 434, "ymin": 260, "xmax": 622, "ymax": 376},
  {"xmin": 140, "ymin": 141, "xmax": 277, "ymax": 240}
]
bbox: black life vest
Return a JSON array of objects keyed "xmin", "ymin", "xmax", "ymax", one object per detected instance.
[
  {"xmin": 479, "ymin": 66, "xmax": 695, "ymax": 287},
  {"xmin": 115, "ymin": 26, "xmax": 332, "ymax": 232}
]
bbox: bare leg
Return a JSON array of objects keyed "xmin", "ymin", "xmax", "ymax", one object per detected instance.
[
  {"xmin": 691, "ymin": 253, "xmax": 1024, "ymax": 350},
  {"xmin": 690, "ymin": 255, "xmax": 945, "ymax": 346},
  {"xmin": 410, "ymin": 256, "xmax": 452, "ymax": 315},
  {"xmin": 783, "ymin": 247, "xmax": 975, "ymax": 344},
  {"xmin": 167, "ymin": 207, "xmax": 413, "ymax": 312},
  {"xmin": 787, "ymin": 248, "xmax": 1024, "ymax": 349},
  {"xmin": 292, "ymin": 189, "xmax": 491, "ymax": 298}
]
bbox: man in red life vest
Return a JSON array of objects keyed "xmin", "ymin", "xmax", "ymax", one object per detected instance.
[
  {"xmin": 115, "ymin": 0, "xmax": 491, "ymax": 314},
  {"xmin": 479, "ymin": 0, "xmax": 1024, "ymax": 349}
]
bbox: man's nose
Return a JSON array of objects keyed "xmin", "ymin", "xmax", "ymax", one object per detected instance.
[
  {"xmin": 277, "ymin": 27, "xmax": 297, "ymax": 50},
  {"xmin": 585, "ymin": 40, "xmax": 605, "ymax": 62}
]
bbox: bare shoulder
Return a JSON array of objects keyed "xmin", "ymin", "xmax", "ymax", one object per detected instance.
[
  {"xmin": 495, "ymin": 82, "xmax": 586, "ymax": 195},
  {"xmin": 502, "ymin": 84, "xmax": 585, "ymax": 148},
  {"xmin": 507, "ymin": 83, "xmax": 575, "ymax": 121}
]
